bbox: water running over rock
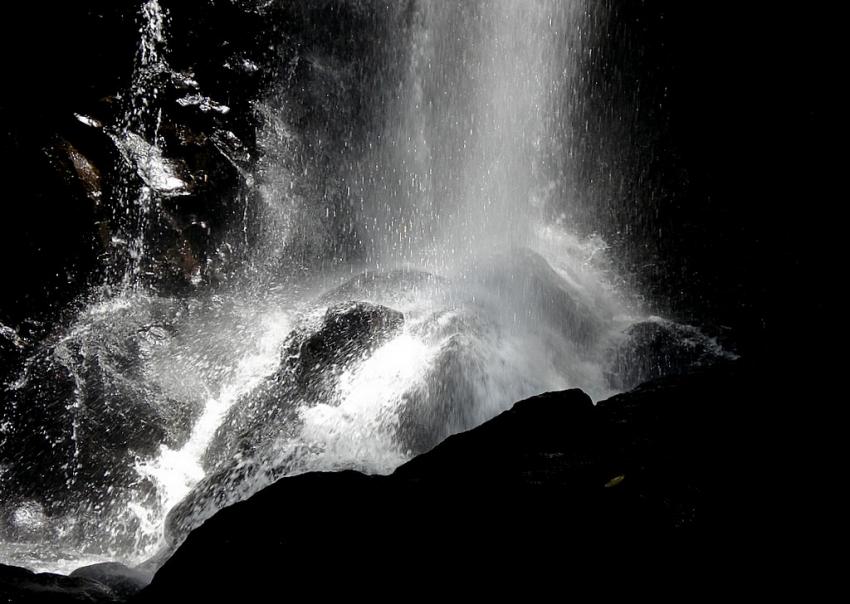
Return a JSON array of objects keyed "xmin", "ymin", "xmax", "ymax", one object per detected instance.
[{"xmin": 0, "ymin": 0, "xmax": 732, "ymax": 574}]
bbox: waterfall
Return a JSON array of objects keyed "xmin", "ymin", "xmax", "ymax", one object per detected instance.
[
  {"xmin": 353, "ymin": 0, "xmax": 582, "ymax": 271},
  {"xmin": 0, "ymin": 0, "xmax": 731, "ymax": 575}
]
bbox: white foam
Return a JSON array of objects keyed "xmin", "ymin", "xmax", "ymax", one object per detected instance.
[
  {"xmin": 132, "ymin": 309, "xmax": 291, "ymax": 557},
  {"xmin": 297, "ymin": 330, "xmax": 440, "ymax": 474}
]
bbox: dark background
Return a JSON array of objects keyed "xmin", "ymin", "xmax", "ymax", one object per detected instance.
[
  {"xmin": 1, "ymin": 2, "xmax": 135, "ymax": 329},
  {"xmin": 0, "ymin": 1, "xmax": 829, "ymax": 362},
  {"xmin": 572, "ymin": 1, "xmax": 829, "ymax": 361}
]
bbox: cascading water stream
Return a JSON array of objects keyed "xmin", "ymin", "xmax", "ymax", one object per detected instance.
[
  {"xmin": 0, "ymin": 0, "xmax": 731, "ymax": 575},
  {"xmin": 356, "ymin": 0, "xmax": 582, "ymax": 270},
  {"xmin": 108, "ymin": 0, "xmax": 192, "ymax": 288}
]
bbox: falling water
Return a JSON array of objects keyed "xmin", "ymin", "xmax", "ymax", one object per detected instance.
[
  {"xmin": 108, "ymin": 0, "xmax": 191, "ymax": 287},
  {"xmin": 352, "ymin": 0, "xmax": 581, "ymax": 271},
  {"xmin": 0, "ymin": 0, "xmax": 730, "ymax": 575}
]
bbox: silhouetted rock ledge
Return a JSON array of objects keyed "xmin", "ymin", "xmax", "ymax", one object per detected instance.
[
  {"xmin": 2, "ymin": 359, "xmax": 788, "ymax": 601},
  {"xmin": 0, "ymin": 563, "xmax": 117, "ymax": 603},
  {"xmin": 135, "ymin": 359, "xmax": 781, "ymax": 599}
]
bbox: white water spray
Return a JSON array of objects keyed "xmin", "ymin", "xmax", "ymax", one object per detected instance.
[{"xmin": 2, "ymin": 0, "xmax": 705, "ymax": 575}]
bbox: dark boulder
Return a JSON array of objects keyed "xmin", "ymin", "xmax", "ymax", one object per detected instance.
[
  {"xmin": 164, "ymin": 301, "xmax": 404, "ymax": 552},
  {"xmin": 204, "ymin": 300, "xmax": 404, "ymax": 470},
  {"xmin": 474, "ymin": 248, "xmax": 609, "ymax": 349},
  {"xmin": 605, "ymin": 317, "xmax": 734, "ymax": 391},
  {"xmin": 0, "ymin": 563, "xmax": 117, "ymax": 603},
  {"xmin": 137, "ymin": 359, "xmax": 779, "ymax": 598},
  {"xmin": 286, "ymin": 301, "xmax": 405, "ymax": 391},
  {"xmin": 70, "ymin": 563, "xmax": 151, "ymax": 600},
  {"xmin": 393, "ymin": 311, "xmax": 494, "ymax": 455}
]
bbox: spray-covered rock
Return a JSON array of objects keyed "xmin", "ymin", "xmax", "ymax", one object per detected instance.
[
  {"xmin": 203, "ymin": 301, "xmax": 404, "ymax": 470},
  {"xmin": 0, "ymin": 295, "xmax": 200, "ymax": 552},
  {"xmin": 0, "ymin": 563, "xmax": 118, "ymax": 604},
  {"xmin": 605, "ymin": 318, "xmax": 735, "ymax": 391},
  {"xmin": 162, "ymin": 301, "xmax": 404, "ymax": 551},
  {"xmin": 70, "ymin": 562, "xmax": 152, "ymax": 599}
]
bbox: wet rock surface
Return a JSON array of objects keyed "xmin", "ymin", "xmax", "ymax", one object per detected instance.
[
  {"xmin": 394, "ymin": 316, "xmax": 491, "ymax": 455},
  {"xmin": 0, "ymin": 297, "xmax": 199, "ymax": 551},
  {"xmin": 163, "ymin": 301, "xmax": 404, "ymax": 549},
  {"xmin": 0, "ymin": 356, "xmax": 800, "ymax": 599},
  {"xmin": 0, "ymin": 563, "xmax": 118, "ymax": 603},
  {"xmin": 69, "ymin": 563, "xmax": 150, "ymax": 600},
  {"xmin": 281, "ymin": 301, "xmax": 405, "ymax": 395},
  {"xmin": 136, "ymin": 358, "xmax": 782, "ymax": 598},
  {"xmin": 0, "ymin": 1, "xmax": 403, "ymax": 324},
  {"xmin": 475, "ymin": 248, "xmax": 609, "ymax": 347},
  {"xmin": 605, "ymin": 317, "xmax": 735, "ymax": 391},
  {"xmin": 203, "ymin": 301, "xmax": 404, "ymax": 469}
]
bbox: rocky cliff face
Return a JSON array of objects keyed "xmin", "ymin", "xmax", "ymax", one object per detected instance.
[{"xmin": 0, "ymin": 1, "xmax": 412, "ymax": 328}]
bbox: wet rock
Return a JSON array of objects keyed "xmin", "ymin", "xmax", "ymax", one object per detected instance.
[
  {"xmin": 0, "ymin": 563, "xmax": 117, "ymax": 603},
  {"xmin": 0, "ymin": 322, "xmax": 26, "ymax": 385},
  {"xmin": 605, "ymin": 318, "xmax": 734, "ymax": 391},
  {"xmin": 138, "ymin": 359, "xmax": 774, "ymax": 599},
  {"xmin": 70, "ymin": 563, "xmax": 151, "ymax": 599},
  {"xmin": 162, "ymin": 301, "xmax": 404, "ymax": 551},
  {"xmin": 204, "ymin": 300, "xmax": 404, "ymax": 469},
  {"xmin": 119, "ymin": 103, "xmax": 247, "ymax": 291},
  {"xmin": 475, "ymin": 248, "xmax": 608, "ymax": 348},
  {"xmin": 0, "ymin": 297, "xmax": 199, "ymax": 550},
  {"xmin": 176, "ymin": 94, "xmax": 230, "ymax": 115},
  {"xmin": 287, "ymin": 301, "xmax": 405, "ymax": 392},
  {"xmin": 208, "ymin": 130, "xmax": 252, "ymax": 180},
  {"xmin": 111, "ymin": 132, "xmax": 192, "ymax": 197},
  {"xmin": 394, "ymin": 313, "xmax": 492, "ymax": 455},
  {"xmin": 46, "ymin": 139, "xmax": 104, "ymax": 204}
]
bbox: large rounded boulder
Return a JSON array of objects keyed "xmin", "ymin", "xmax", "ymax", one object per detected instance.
[{"xmin": 165, "ymin": 301, "xmax": 404, "ymax": 551}]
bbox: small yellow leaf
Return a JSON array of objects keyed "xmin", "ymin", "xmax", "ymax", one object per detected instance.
[{"xmin": 604, "ymin": 474, "xmax": 625, "ymax": 488}]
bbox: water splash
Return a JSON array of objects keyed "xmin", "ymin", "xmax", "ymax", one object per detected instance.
[
  {"xmin": 0, "ymin": 0, "xmax": 732, "ymax": 575},
  {"xmin": 133, "ymin": 309, "xmax": 290, "ymax": 546},
  {"xmin": 297, "ymin": 331, "xmax": 437, "ymax": 474}
]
